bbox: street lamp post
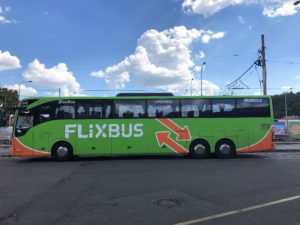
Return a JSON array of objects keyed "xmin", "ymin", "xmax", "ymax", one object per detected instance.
[
  {"xmin": 284, "ymin": 88, "xmax": 292, "ymax": 140},
  {"xmin": 200, "ymin": 62, "xmax": 206, "ymax": 96},
  {"xmin": 18, "ymin": 80, "xmax": 32, "ymax": 99},
  {"xmin": 190, "ymin": 78, "xmax": 194, "ymax": 96},
  {"xmin": 284, "ymin": 92, "xmax": 288, "ymax": 118}
]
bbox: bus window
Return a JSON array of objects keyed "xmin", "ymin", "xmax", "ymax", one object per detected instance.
[
  {"xmin": 36, "ymin": 103, "xmax": 55, "ymax": 124},
  {"xmin": 181, "ymin": 99, "xmax": 211, "ymax": 118},
  {"xmin": 212, "ymin": 99, "xmax": 235, "ymax": 117},
  {"xmin": 15, "ymin": 110, "xmax": 33, "ymax": 136},
  {"xmin": 236, "ymin": 98, "xmax": 270, "ymax": 117},
  {"xmin": 114, "ymin": 100, "xmax": 146, "ymax": 118},
  {"xmin": 55, "ymin": 104, "xmax": 75, "ymax": 119},
  {"xmin": 147, "ymin": 99, "xmax": 180, "ymax": 118},
  {"xmin": 76, "ymin": 100, "xmax": 111, "ymax": 119}
]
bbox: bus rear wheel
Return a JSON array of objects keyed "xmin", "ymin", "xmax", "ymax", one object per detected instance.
[
  {"xmin": 52, "ymin": 142, "xmax": 73, "ymax": 161},
  {"xmin": 189, "ymin": 139, "xmax": 210, "ymax": 159},
  {"xmin": 215, "ymin": 139, "xmax": 236, "ymax": 159}
]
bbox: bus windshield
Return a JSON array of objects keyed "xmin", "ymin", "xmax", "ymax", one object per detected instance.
[{"xmin": 15, "ymin": 110, "xmax": 33, "ymax": 136}]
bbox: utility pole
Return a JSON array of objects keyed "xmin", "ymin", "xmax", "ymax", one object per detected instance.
[
  {"xmin": 261, "ymin": 34, "xmax": 267, "ymax": 95},
  {"xmin": 200, "ymin": 62, "xmax": 206, "ymax": 96}
]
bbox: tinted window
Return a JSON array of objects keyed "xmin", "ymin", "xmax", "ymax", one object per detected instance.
[
  {"xmin": 236, "ymin": 98, "xmax": 270, "ymax": 117},
  {"xmin": 15, "ymin": 110, "xmax": 33, "ymax": 137},
  {"xmin": 55, "ymin": 100, "xmax": 76, "ymax": 119},
  {"xmin": 147, "ymin": 99, "xmax": 180, "ymax": 118},
  {"xmin": 181, "ymin": 99, "xmax": 211, "ymax": 118},
  {"xmin": 212, "ymin": 99, "xmax": 235, "ymax": 117},
  {"xmin": 36, "ymin": 102, "xmax": 55, "ymax": 124},
  {"xmin": 76, "ymin": 100, "xmax": 111, "ymax": 119},
  {"xmin": 114, "ymin": 100, "xmax": 146, "ymax": 118}
]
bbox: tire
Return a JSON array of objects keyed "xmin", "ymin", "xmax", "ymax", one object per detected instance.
[
  {"xmin": 52, "ymin": 142, "xmax": 73, "ymax": 161},
  {"xmin": 189, "ymin": 139, "xmax": 211, "ymax": 159},
  {"xmin": 215, "ymin": 139, "xmax": 236, "ymax": 159}
]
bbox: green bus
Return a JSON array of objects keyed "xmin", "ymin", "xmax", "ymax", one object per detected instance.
[{"xmin": 11, "ymin": 94, "xmax": 274, "ymax": 160}]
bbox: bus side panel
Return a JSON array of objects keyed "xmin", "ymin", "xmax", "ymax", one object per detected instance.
[{"xmin": 74, "ymin": 120, "xmax": 111, "ymax": 155}]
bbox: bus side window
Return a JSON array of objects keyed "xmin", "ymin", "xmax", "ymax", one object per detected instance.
[
  {"xmin": 212, "ymin": 99, "xmax": 235, "ymax": 117},
  {"xmin": 181, "ymin": 99, "xmax": 210, "ymax": 118},
  {"xmin": 104, "ymin": 105, "xmax": 112, "ymax": 118},
  {"xmin": 114, "ymin": 100, "xmax": 146, "ymax": 118},
  {"xmin": 75, "ymin": 100, "xmax": 111, "ymax": 119},
  {"xmin": 236, "ymin": 98, "xmax": 270, "ymax": 117},
  {"xmin": 147, "ymin": 99, "xmax": 180, "ymax": 118},
  {"xmin": 181, "ymin": 100, "xmax": 198, "ymax": 118},
  {"xmin": 55, "ymin": 105, "xmax": 75, "ymax": 119}
]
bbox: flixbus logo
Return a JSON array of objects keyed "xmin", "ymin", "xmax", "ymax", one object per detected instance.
[{"xmin": 65, "ymin": 123, "xmax": 143, "ymax": 139}]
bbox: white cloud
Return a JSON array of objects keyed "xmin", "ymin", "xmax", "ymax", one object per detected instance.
[
  {"xmin": 91, "ymin": 26, "xmax": 222, "ymax": 95},
  {"xmin": 190, "ymin": 79, "xmax": 220, "ymax": 95},
  {"xmin": 263, "ymin": 1, "xmax": 299, "ymax": 17},
  {"xmin": 0, "ymin": 51, "xmax": 21, "ymax": 71},
  {"xmin": 0, "ymin": 5, "xmax": 14, "ymax": 24},
  {"xmin": 195, "ymin": 51, "xmax": 205, "ymax": 59},
  {"xmin": 4, "ymin": 7, "xmax": 10, "ymax": 12},
  {"xmin": 253, "ymin": 91, "xmax": 262, "ymax": 96},
  {"xmin": 238, "ymin": 15, "xmax": 246, "ymax": 24},
  {"xmin": 201, "ymin": 31, "xmax": 225, "ymax": 44},
  {"xmin": 23, "ymin": 59, "xmax": 81, "ymax": 96},
  {"xmin": 182, "ymin": 0, "xmax": 300, "ymax": 17},
  {"xmin": 4, "ymin": 84, "xmax": 37, "ymax": 97},
  {"xmin": 295, "ymin": 75, "xmax": 300, "ymax": 79}
]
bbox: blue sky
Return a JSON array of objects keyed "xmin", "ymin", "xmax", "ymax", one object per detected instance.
[{"xmin": 0, "ymin": 0, "xmax": 299, "ymax": 97}]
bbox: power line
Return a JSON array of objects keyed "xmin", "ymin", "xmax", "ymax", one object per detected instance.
[
  {"xmin": 226, "ymin": 62, "xmax": 256, "ymax": 89},
  {"xmin": 267, "ymin": 60, "xmax": 300, "ymax": 65},
  {"xmin": 201, "ymin": 52, "xmax": 257, "ymax": 59}
]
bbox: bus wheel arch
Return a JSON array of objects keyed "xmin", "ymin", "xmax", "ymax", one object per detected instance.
[
  {"xmin": 51, "ymin": 141, "xmax": 74, "ymax": 161},
  {"xmin": 189, "ymin": 139, "xmax": 211, "ymax": 159},
  {"xmin": 215, "ymin": 138, "xmax": 236, "ymax": 159}
]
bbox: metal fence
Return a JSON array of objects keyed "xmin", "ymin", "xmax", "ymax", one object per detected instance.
[
  {"xmin": 0, "ymin": 126, "xmax": 12, "ymax": 146},
  {"xmin": 274, "ymin": 120, "xmax": 300, "ymax": 142}
]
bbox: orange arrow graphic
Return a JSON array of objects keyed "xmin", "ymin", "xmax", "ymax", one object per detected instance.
[
  {"xmin": 157, "ymin": 118, "xmax": 191, "ymax": 141},
  {"xmin": 156, "ymin": 131, "xmax": 188, "ymax": 154}
]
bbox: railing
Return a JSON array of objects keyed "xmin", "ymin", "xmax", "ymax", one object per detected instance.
[{"xmin": 0, "ymin": 137, "xmax": 11, "ymax": 145}]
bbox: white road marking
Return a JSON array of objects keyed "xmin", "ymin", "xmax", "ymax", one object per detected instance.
[{"xmin": 175, "ymin": 195, "xmax": 300, "ymax": 225}]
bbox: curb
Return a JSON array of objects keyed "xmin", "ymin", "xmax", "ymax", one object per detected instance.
[
  {"xmin": 275, "ymin": 149, "xmax": 300, "ymax": 152},
  {"xmin": 275, "ymin": 142, "xmax": 300, "ymax": 145},
  {"xmin": 0, "ymin": 154, "xmax": 12, "ymax": 157}
]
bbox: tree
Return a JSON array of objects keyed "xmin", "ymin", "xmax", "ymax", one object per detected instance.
[
  {"xmin": 0, "ymin": 88, "xmax": 19, "ymax": 126},
  {"xmin": 272, "ymin": 92, "xmax": 300, "ymax": 119}
]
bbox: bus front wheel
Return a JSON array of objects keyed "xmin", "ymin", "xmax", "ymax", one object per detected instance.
[
  {"xmin": 189, "ymin": 139, "xmax": 211, "ymax": 159},
  {"xmin": 52, "ymin": 142, "xmax": 73, "ymax": 161},
  {"xmin": 215, "ymin": 139, "xmax": 236, "ymax": 159}
]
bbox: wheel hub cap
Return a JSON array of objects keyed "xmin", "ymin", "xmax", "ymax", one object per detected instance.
[
  {"xmin": 57, "ymin": 146, "xmax": 68, "ymax": 157},
  {"xmin": 194, "ymin": 144, "xmax": 205, "ymax": 155},
  {"xmin": 219, "ymin": 144, "xmax": 230, "ymax": 154}
]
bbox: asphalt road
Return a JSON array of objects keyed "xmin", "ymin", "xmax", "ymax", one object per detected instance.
[{"xmin": 1, "ymin": 150, "xmax": 300, "ymax": 225}]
